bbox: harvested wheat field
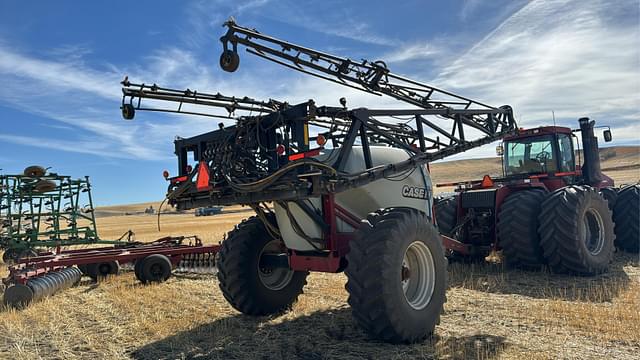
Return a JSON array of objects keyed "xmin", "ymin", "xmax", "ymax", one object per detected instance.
[{"xmin": 1, "ymin": 148, "xmax": 639, "ymax": 360}]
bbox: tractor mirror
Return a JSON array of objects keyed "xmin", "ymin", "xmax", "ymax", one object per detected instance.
[
  {"xmin": 496, "ymin": 144, "xmax": 504, "ymax": 156},
  {"xmin": 603, "ymin": 129, "xmax": 612, "ymax": 142}
]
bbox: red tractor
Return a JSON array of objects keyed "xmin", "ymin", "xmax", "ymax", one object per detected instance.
[{"xmin": 436, "ymin": 117, "xmax": 639, "ymax": 275}]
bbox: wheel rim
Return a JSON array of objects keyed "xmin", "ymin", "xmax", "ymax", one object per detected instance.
[
  {"xmin": 583, "ymin": 208, "xmax": 605, "ymax": 255},
  {"xmin": 258, "ymin": 240, "xmax": 294, "ymax": 291},
  {"xmin": 401, "ymin": 240, "xmax": 436, "ymax": 310}
]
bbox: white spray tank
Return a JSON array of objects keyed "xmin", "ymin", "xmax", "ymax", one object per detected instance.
[{"xmin": 274, "ymin": 146, "xmax": 433, "ymax": 251}]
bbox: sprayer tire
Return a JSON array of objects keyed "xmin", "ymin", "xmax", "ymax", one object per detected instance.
[
  {"xmin": 345, "ymin": 207, "xmax": 447, "ymax": 343},
  {"xmin": 538, "ymin": 186, "xmax": 614, "ymax": 275},
  {"xmin": 497, "ymin": 188, "xmax": 548, "ymax": 268},
  {"xmin": 613, "ymin": 184, "xmax": 639, "ymax": 253},
  {"xmin": 217, "ymin": 215, "xmax": 308, "ymax": 316},
  {"xmin": 139, "ymin": 254, "xmax": 172, "ymax": 283},
  {"xmin": 434, "ymin": 196, "xmax": 458, "ymax": 236}
]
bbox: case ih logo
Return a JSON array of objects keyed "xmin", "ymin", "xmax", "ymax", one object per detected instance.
[{"xmin": 402, "ymin": 185, "xmax": 430, "ymax": 199}]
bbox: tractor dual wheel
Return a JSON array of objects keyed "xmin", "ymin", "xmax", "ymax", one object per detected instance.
[
  {"xmin": 217, "ymin": 215, "xmax": 308, "ymax": 315},
  {"xmin": 613, "ymin": 184, "xmax": 639, "ymax": 253},
  {"xmin": 85, "ymin": 261, "xmax": 120, "ymax": 281},
  {"xmin": 136, "ymin": 254, "xmax": 173, "ymax": 284},
  {"xmin": 497, "ymin": 188, "xmax": 548, "ymax": 268},
  {"xmin": 600, "ymin": 187, "xmax": 618, "ymax": 210},
  {"xmin": 434, "ymin": 195, "xmax": 458, "ymax": 236},
  {"xmin": 346, "ymin": 207, "xmax": 447, "ymax": 343},
  {"xmin": 539, "ymin": 186, "xmax": 615, "ymax": 275}
]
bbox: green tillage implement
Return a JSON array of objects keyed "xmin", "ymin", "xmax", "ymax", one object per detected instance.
[{"xmin": 0, "ymin": 168, "xmax": 126, "ymax": 262}]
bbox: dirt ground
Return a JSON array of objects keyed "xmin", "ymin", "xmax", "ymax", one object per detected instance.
[{"xmin": 0, "ymin": 146, "xmax": 638, "ymax": 359}]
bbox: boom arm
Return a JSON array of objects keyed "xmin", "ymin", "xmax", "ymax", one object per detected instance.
[
  {"xmin": 219, "ymin": 19, "xmax": 516, "ymax": 140},
  {"xmin": 120, "ymin": 76, "xmax": 285, "ymax": 120}
]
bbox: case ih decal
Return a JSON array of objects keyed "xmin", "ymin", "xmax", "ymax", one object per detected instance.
[{"xmin": 402, "ymin": 185, "xmax": 430, "ymax": 200}]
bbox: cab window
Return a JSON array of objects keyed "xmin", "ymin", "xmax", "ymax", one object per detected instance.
[
  {"xmin": 557, "ymin": 134, "xmax": 575, "ymax": 172},
  {"xmin": 504, "ymin": 135, "xmax": 556, "ymax": 175}
]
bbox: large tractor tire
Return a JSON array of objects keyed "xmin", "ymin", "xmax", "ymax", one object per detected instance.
[
  {"xmin": 216, "ymin": 216, "xmax": 308, "ymax": 315},
  {"xmin": 497, "ymin": 188, "xmax": 548, "ymax": 268},
  {"xmin": 434, "ymin": 196, "xmax": 458, "ymax": 236},
  {"xmin": 613, "ymin": 184, "xmax": 639, "ymax": 253},
  {"xmin": 538, "ymin": 186, "xmax": 615, "ymax": 275},
  {"xmin": 345, "ymin": 208, "xmax": 447, "ymax": 343},
  {"xmin": 600, "ymin": 187, "xmax": 618, "ymax": 210}
]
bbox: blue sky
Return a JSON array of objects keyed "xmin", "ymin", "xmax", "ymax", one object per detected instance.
[{"xmin": 1, "ymin": 0, "xmax": 638, "ymax": 205}]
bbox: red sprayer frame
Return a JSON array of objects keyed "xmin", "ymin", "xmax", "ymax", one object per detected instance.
[{"xmin": 288, "ymin": 193, "xmax": 469, "ymax": 272}]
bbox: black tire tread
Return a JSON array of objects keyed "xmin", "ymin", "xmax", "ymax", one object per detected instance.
[
  {"xmin": 538, "ymin": 186, "xmax": 615, "ymax": 275},
  {"xmin": 435, "ymin": 196, "xmax": 457, "ymax": 236},
  {"xmin": 216, "ymin": 216, "xmax": 308, "ymax": 316},
  {"xmin": 497, "ymin": 189, "xmax": 547, "ymax": 267},
  {"xmin": 613, "ymin": 184, "xmax": 639, "ymax": 253},
  {"xmin": 140, "ymin": 254, "xmax": 172, "ymax": 283},
  {"xmin": 345, "ymin": 208, "xmax": 447, "ymax": 343}
]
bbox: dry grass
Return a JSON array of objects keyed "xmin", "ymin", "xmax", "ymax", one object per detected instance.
[{"xmin": 0, "ymin": 147, "xmax": 638, "ymax": 359}]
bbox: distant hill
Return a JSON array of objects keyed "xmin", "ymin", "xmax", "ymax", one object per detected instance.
[
  {"xmin": 431, "ymin": 145, "xmax": 639, "ymax": 187},
  {"xmin": 96, "ymin": 146, "xmax": 639, "ymax": 212}
]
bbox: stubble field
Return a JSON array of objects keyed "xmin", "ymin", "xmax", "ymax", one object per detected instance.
[{"xmin": 0, "ymin": 147, "xmax": 638, "ymax": 359}]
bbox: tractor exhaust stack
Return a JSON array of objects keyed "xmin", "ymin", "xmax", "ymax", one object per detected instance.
[{"xmin": 578, "ymin": 117, "xmax": 603, "ymax": 186}]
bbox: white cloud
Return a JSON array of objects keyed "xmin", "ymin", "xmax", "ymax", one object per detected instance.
[
  {"xmin": 0, "ymin": 133, "xmax": 160, "ymax": 159},
  {"xmin": 435, "ymin": 0, "xmax": 639, "ymax": 138},
  {"xmin": 460, "ymin": 0, "xmax": 482, "ymax": 20},
  {"xmin": 0, "ymin": 44, "xmax": 120, "ymax": 99},
  {"xmin": 236, "ymin": 0, "xmax": 270, "ymax": 14},
  {"xmin": 384, "ymin": 43, "xmax": 442, "ymax": 63},
  {"xmin": 0, "ymin": 0, "xmax": 637, "ymax": 165}
]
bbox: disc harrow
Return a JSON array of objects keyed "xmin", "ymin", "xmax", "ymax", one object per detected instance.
[{"xmin": 2, "ymin": 236, "xmax": 220, "ymax": 307}]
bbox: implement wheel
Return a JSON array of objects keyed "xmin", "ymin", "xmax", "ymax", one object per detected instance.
[
  {"xmin": 613, "ymin": 184, "xmax": 639, "ymax": 253},
  {"xmin": 86, "ymin": 261, "xmax": 120, "ymax": 281},
  {"xmin": 2, "ymin": 249, "xmax": 19, "ymax": 264},
  {"xmin": 220, "ymin": 50, "xmax": 240, "ymax": 72},
  {"xmin": 345, "ymin": 208, "xmax": 447, "ymax": 343},
  {"xmin": 217, "ymin": 215, "xmax": 308, "ymax": 315},
  {"xmin": 33, "ymin": 180, "xmax": 56, "ymax": 193},
  {"xmin": 138, "ymin": 254, "xmax": 172, "ymax": 284},
  {"xmin": 23, "ymin": 165, "xmax": 46, "ymax": 177},
  {"xmin": 134, "ymin": 259, "xmax": 144, "ymax": 281},
  {"xmin": 538, "ymin": 186, "xmax": 614, "ymax": 275},
  {"xmin": 497, "ymin": 188, "xmax": 548, "ymax": 268},
  {"xmin": 122, "ymin": 104, "xmax": 135, "ymax": 120}
]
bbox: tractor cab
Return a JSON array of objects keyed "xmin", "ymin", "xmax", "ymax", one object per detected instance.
[
  {"xmin": 499, "ymin": 119, "xmax": 613, "ymax": 189},
  {"xmin": 501, "ymin": 127, "xmax": 575, "ymax": 178}
]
